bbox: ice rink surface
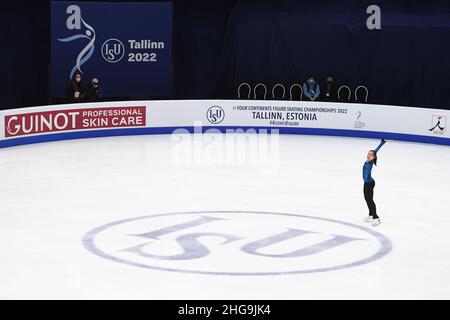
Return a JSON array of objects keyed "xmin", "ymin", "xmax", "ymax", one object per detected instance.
[{"xmin": 0, "ymin": 133, "xmax": 449, "ymax": 299}]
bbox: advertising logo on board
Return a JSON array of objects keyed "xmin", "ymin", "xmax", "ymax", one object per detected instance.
[
  {"xmin": 56, "ymin": 4, "xmax": 168, "ymax": 78},
  {"xmin": 5, "ymin": 106, "xmax": 146, "ymax": 138},
  {"xmin": 206, "ymin": 106, "xmax": 225, "ymax": 124},
  {"xmin": 51, "ymin": 2, "xmax": 173, "ymax": 98},
  {"xmin": 429, "ymin": 115, "xmax": 446, "ymax": 134},
  {"xmin": 354, "ymin": 111, "xmax": 366, "ymax": 129}
]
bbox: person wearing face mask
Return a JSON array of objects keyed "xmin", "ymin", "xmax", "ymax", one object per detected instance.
[
  {"xmin": 65, "ymin": 73, "xmax": 86, "ymax": 103},
  {"xmin": 302, "ymin": 75, "xmax": 320, "ymax": 101},
  {"xmin": 320, "ymin": 76, "xmax": 337, "ymax": 102},
  {"xmin": 85, "ymin": 78, "xmax": 103, "ymax": 102}
]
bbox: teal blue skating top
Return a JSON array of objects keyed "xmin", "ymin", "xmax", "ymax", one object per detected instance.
[{"xmin": 363, "ymin": 140, "xmax": 386, "ymax": 183}]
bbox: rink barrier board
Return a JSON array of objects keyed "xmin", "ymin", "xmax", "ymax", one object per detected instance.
[
  {"xmin": 0, "ymin": 100, "xmax": 449, "ymax": 148},
  {"xmin": 0, "ymin": 126, "xmax": 449, "ymax": 148}
]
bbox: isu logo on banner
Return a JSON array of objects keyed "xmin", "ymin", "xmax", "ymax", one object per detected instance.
[{"xmin": 5, "ymin": 106, "xmax": 146, "ymax": 138}]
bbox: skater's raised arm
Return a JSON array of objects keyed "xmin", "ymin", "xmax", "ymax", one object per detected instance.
[{"xmin": 374, "ymin": 139, "xmax": 386, "ymax": 153}]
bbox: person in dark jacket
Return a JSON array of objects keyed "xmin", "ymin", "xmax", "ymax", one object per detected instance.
[
  {"xmin": 85, "ymin": 78, "xmax": 103, "ymax": 102},
  {"xmin": 65, "ymin": 73, "xmax": 85, "ymax": 103},
  {"xmin": 320, "ymin": 76, "xmax": 337, "ymax": 102},
  {"xmin": 302, "ymin": 75, "xmax": 320, "ymax": 101}
]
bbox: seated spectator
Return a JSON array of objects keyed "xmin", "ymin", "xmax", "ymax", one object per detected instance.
[
  {"xmin": 85, "ymin": 78, "xmax": 103, "ymax": 102},
  {"xmin": 320, "ymin": 76, "xmax": 337, "ymax": 102},
  {"xmin": 65, "ymin": 73, "xmax": 85, "ymax": 103},
  {"xmin": 303, "ymin": 75, "xmax": 320, "ymax": 101}
]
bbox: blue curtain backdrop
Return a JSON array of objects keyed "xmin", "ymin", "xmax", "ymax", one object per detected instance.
[
  {"xmin": 0, "ymin": 3, "xmax": 50, "ymax": 109},
  {"xmin": 1, "ymin": 0, "xmax": 450, "ymax": 109}
]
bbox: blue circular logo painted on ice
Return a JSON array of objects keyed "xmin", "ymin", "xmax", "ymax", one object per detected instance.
[{"xmin": 82, "ymin": 211, "xmax": 392, "ymax": 275}]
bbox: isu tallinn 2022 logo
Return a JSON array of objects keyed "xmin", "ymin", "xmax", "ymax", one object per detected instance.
[
  {"xmin": 83, "ymin": 211, "xmax": 392, "ymax": 275},
  {"xmin": 57, "ymin": 4, "xmax": 166, "ymax": 76},
  {"xmin": 4, "ymin": 107, "xmax": 146, "ymax": 138}
]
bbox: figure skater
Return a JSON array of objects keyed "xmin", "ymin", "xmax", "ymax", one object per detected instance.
[{"xmin": 363, "ymin": 139, "xmax": 386, "ymax": 226}]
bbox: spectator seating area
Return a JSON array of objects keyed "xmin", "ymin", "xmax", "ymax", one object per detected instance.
[{"xmin": 237, "ymin": 82, "xmax": 369, "ymax": 103}]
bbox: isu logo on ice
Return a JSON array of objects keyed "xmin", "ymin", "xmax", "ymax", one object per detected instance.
[
  {"xmin": 429, "ymin": 115, "xmax": 446, "ymax": 134},
  {"xmin": 4, "ymin": 106, "xmax": 146, "ymax": 138},
  {"xmin": 83, "ymin": 211, "xmax": 392, "ymax": 275}
]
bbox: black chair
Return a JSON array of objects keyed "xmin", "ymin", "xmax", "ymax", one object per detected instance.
[
  {"xmin": 289, "ymin": 84, "xmax": 303, "ymax": 101},
  {"xmin": 338, "ymin": 85, "xmax": 352, "ymax": 102},
  {"xmin": 253, "ymin": 83, "xmax": 268, "ymax": 100},
  {"xmin": 355, "ymin": 85, "xmax": 369, "ymax": 103},
  {"xmin": 237, "ymin": 82, "xmax": 251, "ymax": 99},
  {"xmin": 272, "ymin": 83, "xmax": 286, "ymax": 100}
]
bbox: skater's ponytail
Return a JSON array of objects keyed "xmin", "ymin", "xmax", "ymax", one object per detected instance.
[{"xmin": 370, "ymin": 150, "xmax": 378, "ymax": 166}]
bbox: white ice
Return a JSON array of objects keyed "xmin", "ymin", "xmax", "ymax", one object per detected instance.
[{"xmin": 0, "ymin": 133, "xmax": 449, "ymax": 299}]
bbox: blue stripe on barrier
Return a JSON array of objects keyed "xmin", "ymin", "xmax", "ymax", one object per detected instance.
[{"xmin": 0, "ymin": 126, "xmax": 449, "ymax": 148}]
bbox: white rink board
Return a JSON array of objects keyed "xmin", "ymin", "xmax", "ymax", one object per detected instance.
[{"xmin": 0, "ymin": 100, "xmax": 449, "ymax": 147}]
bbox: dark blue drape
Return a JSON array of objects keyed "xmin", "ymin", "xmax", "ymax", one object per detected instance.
[
  {"xmin": 1, "ymin": 0, "xmax": 450, "ymax": 109},
  {"xmin": 0, "ymin": 3, "xmax": 50, "ymax": 109},
  {"xmin": 174, "ymin": 0, "xmax": 450, "ymax": 108}
]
